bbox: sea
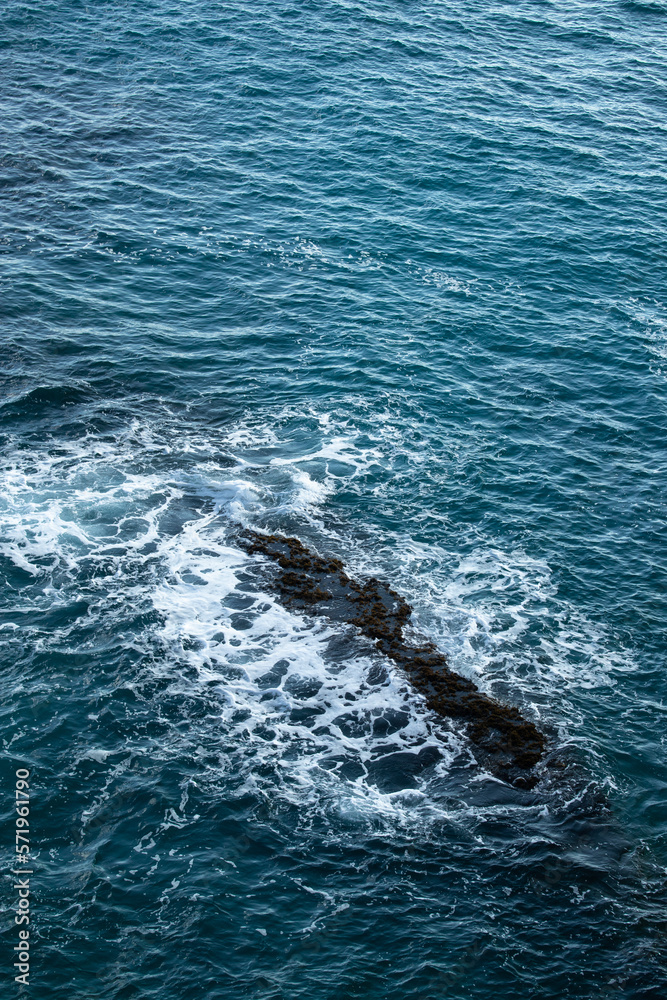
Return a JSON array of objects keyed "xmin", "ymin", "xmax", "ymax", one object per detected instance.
[{"xmin": 1, "ymin": 2, "xmax": 666, "ymax": 998}]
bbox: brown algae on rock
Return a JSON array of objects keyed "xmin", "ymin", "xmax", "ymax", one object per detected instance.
[{"xmin": 235, "ymin": 528, "xmax": 545, "ymax": 788}]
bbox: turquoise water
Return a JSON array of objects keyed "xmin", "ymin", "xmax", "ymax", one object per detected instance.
[{"xmin": 1, "ymin": 1, "xmax": 667, "ymax": 996}]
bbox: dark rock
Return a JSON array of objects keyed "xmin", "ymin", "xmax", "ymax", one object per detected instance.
[{"xmin": 234, "ymin": 528, "xmax": 545, "ymax": 785}]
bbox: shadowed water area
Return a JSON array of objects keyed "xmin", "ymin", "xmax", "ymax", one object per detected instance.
[{"xmin": 1, "ymin": 1, "xmax": 667, "ymax": 999}]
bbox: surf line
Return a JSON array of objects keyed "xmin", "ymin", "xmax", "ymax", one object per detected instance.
[{"xmin": 235, "ymin": 528, "xmax": 545, "ymax": 788}]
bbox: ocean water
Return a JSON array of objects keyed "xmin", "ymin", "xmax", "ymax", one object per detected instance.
[{"xmin": 1, "ymin": 1, "xmax": 667, "ymax": 997}]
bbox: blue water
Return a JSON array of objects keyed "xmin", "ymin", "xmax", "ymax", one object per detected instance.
[{"xmin": 1, "ymin": 2, "xmax": 667, "ymax": 997}]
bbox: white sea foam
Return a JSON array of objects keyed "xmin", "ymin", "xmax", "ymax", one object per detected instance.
[
  {"xmin": 0, "ymin": 403, "xmax": 633, "ymax": 828},
  {"xmin": 0, "ymin": 422, "xmax": 456, "ymax": 829},
  {"xmin": 221, "ymin": 403, "xmax": 637, "ymax": 751}
]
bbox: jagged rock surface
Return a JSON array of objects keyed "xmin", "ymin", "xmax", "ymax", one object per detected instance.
[{"xmin": 236, "ymin": 528, "xmax": 545, "ymax": 787}]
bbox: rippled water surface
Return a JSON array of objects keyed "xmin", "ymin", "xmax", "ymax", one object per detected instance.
[{"xmin": 1, "ymin": 2, "xmax": 667, "ymax": 997}]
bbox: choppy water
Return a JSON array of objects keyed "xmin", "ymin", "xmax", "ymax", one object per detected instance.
[{"xmin": 1, "ymin": 2, "xmax": 667, "ymax": 997}]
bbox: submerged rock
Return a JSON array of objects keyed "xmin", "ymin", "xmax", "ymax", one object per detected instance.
[{"xmin": 235, "ymin": 528, "xmax": 545, "ymax": 787}]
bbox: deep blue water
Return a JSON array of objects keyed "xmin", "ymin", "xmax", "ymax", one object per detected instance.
[{"xmin": 1, "ymin": 2, "xmax": 667, "ymax": 997}]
